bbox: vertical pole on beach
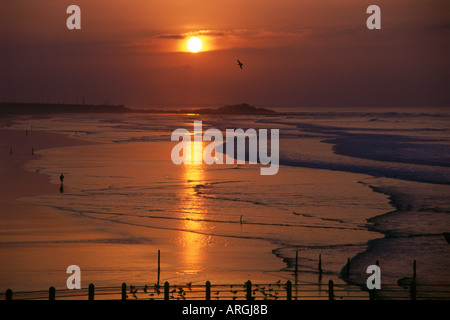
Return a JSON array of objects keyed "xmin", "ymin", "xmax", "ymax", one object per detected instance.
[
  {"xmin": 328, "ymin": 280, "xmax": 334, "ymax": 300},
  {"xmin": 318, "ymin": 254, "xmax": 323, "ymax": 276},
  {"xmin": 245, "ymin": 280, "xmax": 252, "ymax": 300},
  {"xmin": 410, "ymin": 280, "xmax": 416, "ymax": 300},
  {"xmin": 49, "ymin": 286, "xmax": 55, "ymax": 300},
  {"xmin": 413, "ymin": 260, "xmax": 416, "ymax": 279},
  {"xmin": 295, "ymin": 250, "xmax": 298, "ymax": 277},
  {"xmin": 346, "ymin": 257, "xmax": 350, "ymax": 276},
  {"xmin": 206, "ymin": 281, "xmax": 211, "ymax": 300},
  {"xmin": 5, "ymin": 289, "xmax": 12, "ymax": 300},
  {"xmin": 286, "ymin": 281, "xmax": 292, "ymax": 300},
  {"xmin": 164, "ymin": 281, "xmax": 170, "ymax": 300},
  {"xmin": 157, "ymin": 249, "xmax": 161, "ymax": 287},
  {"xmin": 121, "ymin": 283, "xmax": 127, "ymax": 300},
  {"xmin": 88, "ymin": 283, "xmax": 95, "ymax": 300}
]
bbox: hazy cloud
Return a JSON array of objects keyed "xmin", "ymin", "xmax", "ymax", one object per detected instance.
[{"xmin": 156, "ymin": 34, "xmax": 185, "ymax": 39}]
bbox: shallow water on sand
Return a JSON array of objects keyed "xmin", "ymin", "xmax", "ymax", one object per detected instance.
[{"xmin": 2, "ymin": 109, "xmax": 449, "ymax": 292}]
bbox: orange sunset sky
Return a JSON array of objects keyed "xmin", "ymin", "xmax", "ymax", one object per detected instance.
[{"xmin": 0, "ymin": 0, "xmax": 448, "ymax": 108}]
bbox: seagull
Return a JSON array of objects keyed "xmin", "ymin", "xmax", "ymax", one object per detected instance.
[{"xmin": 237, "ymin": 59, "xmax": 243, "ymax": 69}]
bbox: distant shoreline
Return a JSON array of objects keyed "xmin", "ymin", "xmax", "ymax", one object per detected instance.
[{"xmin": 0, "ymin": 102, "xmax": 279, "ymax": 116}]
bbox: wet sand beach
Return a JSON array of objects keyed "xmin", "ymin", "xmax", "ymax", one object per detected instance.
[
  {"xmin": 0, "ymin": 127, "xmax": 286, "ymax": 292},
  {"xmin": 1, "ymin": 110, "xmax": 448, "ymax": 300}
]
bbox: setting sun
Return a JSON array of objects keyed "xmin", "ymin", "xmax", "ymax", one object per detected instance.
[{"xmin": 187, "ymin": 37, "xmax": 203, "ymax": 53}]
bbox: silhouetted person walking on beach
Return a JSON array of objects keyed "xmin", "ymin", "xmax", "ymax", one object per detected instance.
[{"xmin": 59, "ymin": 174, "xmax": 65, "ymax": 193}]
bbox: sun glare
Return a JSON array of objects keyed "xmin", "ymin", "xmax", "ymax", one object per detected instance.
[{"xmin": 187, "ymin": 37, "xmax": 203, "ymax": 53}]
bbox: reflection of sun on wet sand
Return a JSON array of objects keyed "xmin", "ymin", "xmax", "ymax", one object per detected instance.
[{"xmin": 178, "ymin": 163, "xmax": 208, "ymax": 275}]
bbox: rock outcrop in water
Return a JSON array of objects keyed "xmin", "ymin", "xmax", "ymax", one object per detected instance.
[{"xmin": 193, "ymin": 103, "xmax": 276, "ymax": 115}]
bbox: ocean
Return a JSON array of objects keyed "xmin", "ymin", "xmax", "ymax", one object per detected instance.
[{"xmin": 3, "ymin": 107, "xmax": 450, "ymax": 296}]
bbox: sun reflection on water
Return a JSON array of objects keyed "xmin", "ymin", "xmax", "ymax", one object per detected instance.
[{"xmin": 177, "ymin": 141, "xmax": 210, "ymax": 275}]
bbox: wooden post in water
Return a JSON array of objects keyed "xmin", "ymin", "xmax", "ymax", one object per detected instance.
[
  {"xmin": 157, "ymin": 250, "xmax": 161, "ymax": 287},
  {"xmin": 206, "ymin": 281, "xmax": 211, "ymax": 300},
  {"xmin": 410, "ymin": 280, "xmax": 416, "ymax": 300},
  {"xmin": 295, "ymin": 250, "xmax": 298, "ymax": 277},
  {"xmin": 328, "ymin": 280, "xmax": 334, "ymax": 300},
  {"xmin": 245, "ymin": 280, "xmax": 252, "ymax": 300},
  {"xmin": 5, "ymin": 289, "xmax": 12, "ymax": 300},
  {"xmin": 164, "ymin": 281, "xmax": 170, "ymax": 300},
  {"xmin": 49, "ymin": 286, "xmax": 55, "ymax": 300},
  {"xmin": 286, "ymin": 281, "xmax": 292, "ymax": 300},
  {"xmin": 121, "ymin": 283, "xmax": 127, "ymax": 300},
  {"xmin": 413, "ymin": 260, "xmax": 416, "ymax": 279},
  {"xmin": 88, "ymin": 283, "xmax": 95, "ymax": 300}
]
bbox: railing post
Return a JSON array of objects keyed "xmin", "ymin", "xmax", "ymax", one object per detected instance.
[
  {"xmin": 88, "ymin": 283, "xmax": 95, "ymax": 300},
  {"xmin": 49, "ymin": 286, "xmax": 55, "ymax": 300},
  {"xmin": 164, "ymin": 281, "xmax": 170, "ymax": 300},
  {"xmin": 206, "ymin": 281, "xmax": 211, "ymax": 300},
  {"xmin": 157, "ymin": 250, "xmax": 161, "ymax": 287},
  {"xmin": 121, "ymin": 282, "xmax": 127, "ymax": 300},
  {"xmin": 245, "ymin": 280, "xmax": 252, "ymax": 300},
  {"xmin": 286, "ymin": 281, "xmax": 292, "ymax": 300},
  {"xmin": 5, "ymin": 289, "xmax": 12, "ymax": 300},
  {"xmin": 410, "ymin": 280, "xmax": 416, "ymax": 300},
  {"xmin": 328, "ymin": 280, "xmax": 334, "ymax": 300},
  {"xmin": 413, "ymin": 260, "xmax": 416, "ymax": 279},
  {"xmin": 318, "ymin": 254, "xmax": 323, "ymax": 276}
]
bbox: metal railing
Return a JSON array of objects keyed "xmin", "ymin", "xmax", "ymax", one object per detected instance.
[{"xmin": 3, "ymin": 280, "xmax": 450, "ymax": 300}]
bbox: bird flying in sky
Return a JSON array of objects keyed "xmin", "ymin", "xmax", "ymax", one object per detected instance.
[{"xmin": 237, "ymin": 59, "xmax": 243, "ymax": 69}]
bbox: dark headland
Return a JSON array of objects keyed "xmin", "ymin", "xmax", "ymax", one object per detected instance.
[
  {"xmin": 0, "ymin": 102, "xmax": 278, "ymax": 116},
  {"xmin": 0, "ymin": 102, "xmax": 130, "ymax": 115}
]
